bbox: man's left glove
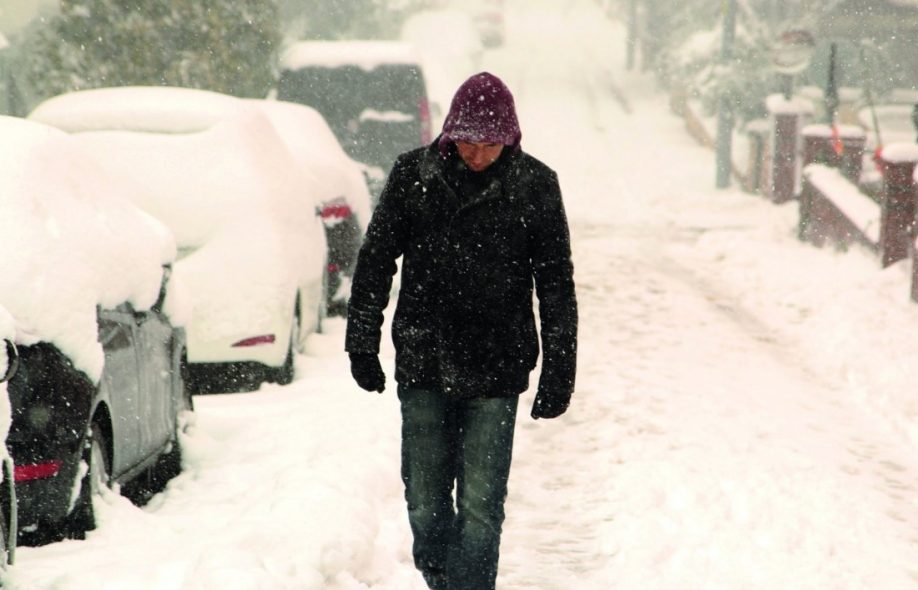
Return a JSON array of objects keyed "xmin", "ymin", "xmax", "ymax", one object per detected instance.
[
  {"xmin": 530, "ymin": 388, "xmax": 571, "ymax": 420},
  {"xmin": 349, "ymin": 353, "xmax": 386, "ymax": 393}
]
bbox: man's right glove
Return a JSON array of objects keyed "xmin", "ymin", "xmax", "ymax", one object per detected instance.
[
  {"xmin": 349, "ymin": 353, "xmax": 386, "ymax": 393},
  {"xmin": 530, "ymin": 388, "xmax": 571, "ymax": 420}
]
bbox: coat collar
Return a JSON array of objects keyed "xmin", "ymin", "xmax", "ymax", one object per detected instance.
[
  {"xmin": 419, "ymin": 142, "xmax": 517, "ymax": 212},
  {"xmin": 419, "ymin": 138, "xmax": 521, "ymax": 186}
]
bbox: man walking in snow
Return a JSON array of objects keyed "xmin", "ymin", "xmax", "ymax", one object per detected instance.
[{"xmin": 345, "ymin": 71, "xmax": 578, "ymax": 590}]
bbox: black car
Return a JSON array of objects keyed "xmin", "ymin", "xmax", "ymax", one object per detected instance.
[
  {"xmin": 277, "ymin": 41, "xmax": 434, "ymax": 204},
  {"xmin": 5, "ymin": 275, "xmax": 191, "ymax": 542}
]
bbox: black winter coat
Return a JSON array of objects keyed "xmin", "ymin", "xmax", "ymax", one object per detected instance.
[{"xmin": 345, "ymin": 140, "xmax": 577, "ymax": 402}]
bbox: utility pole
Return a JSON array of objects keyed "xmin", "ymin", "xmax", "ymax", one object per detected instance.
[{"xmin": 715, "ymin": 0, "xmax": 738, "ymax": 189}]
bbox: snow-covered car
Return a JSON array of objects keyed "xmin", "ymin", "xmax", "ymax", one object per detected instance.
[
  {"xmin": 29, "ymin": 87, "xmax": 331, "ymax": 393},
  {"xmin": 245, "ymin": 98, "xmax": 372, "ymax": 317},
  {"xmin": 277, "ymin": 40, "xmax": 434, "ymax": 202},
  {"xmin": 0, "ymin": 116, "xmax": 191, "ymax": 541},
  {"xmin": 30, "ymin": 86, "xmax": 364, "ymax": 320}
]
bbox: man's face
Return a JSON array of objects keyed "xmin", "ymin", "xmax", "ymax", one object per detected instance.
[{"xmin": 456, "ymin": 141, "xmax": 505, "ymax": 172}]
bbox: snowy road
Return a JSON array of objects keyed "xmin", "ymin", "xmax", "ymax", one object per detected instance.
[
  {"xmin": 5, "ymin": 0, "xmax": 918, "ymax": 588},
  {"xmin": 492, "ymin": 1, "xmax": 918, "ymax": 587}
]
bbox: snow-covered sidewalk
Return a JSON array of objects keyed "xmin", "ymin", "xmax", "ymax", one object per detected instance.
[{"xmin": 4, "ymin": 0, "xmax": 918, "ymax": 588}]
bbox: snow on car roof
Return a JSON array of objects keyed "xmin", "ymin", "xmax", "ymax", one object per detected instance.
[
  {"xmin": 30, "ymin": 87, "xmax": 371, "ymax": 226},
  {"xmin": 29, "ymin": 86, "xmax": 246, "ymax": 134},
  {"xmin": 0, "ymin": 116, "xmax": 177, "ymax": 381},
  {"xmin": 69, "ymin": 109, "xmax": 321, "ymax": 250},
  {"xmin": 280, "ymin": 40, "xmax": 421, "ymax": 72}
]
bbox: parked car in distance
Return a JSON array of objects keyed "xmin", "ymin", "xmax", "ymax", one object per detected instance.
[
  {"xmin": 0, "ymin": 116, "xmax": 191, "ymax": 542},
  {"xmin": 29, "ymin": 87, "xmax": 330, "ymax": 393},
  {"xmin": 277, "ymin": 40, "xmax": 434, "ymax": 202},
  {"xmin": 456, "ymin": 0, "xmax": 506, "ymax": 48},
  {"xmin": 472, "ymin": 9, "xmax": 505, "ymax": 48}
]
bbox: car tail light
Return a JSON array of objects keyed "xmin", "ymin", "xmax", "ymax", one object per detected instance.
[
  {"xmin": 15, "ymin": 460, "xmax": 62, "ymax": 483},
  {"xmin": 320, "ymin": 197, "xmax": 353, "ymax": 226},
  {"xmin": 419, "ymin": 98, "xmax": 432, "ymax": 144},
  {"xmin": 231, "ymin": 335, "xmax": 276, "ymax": 347}
]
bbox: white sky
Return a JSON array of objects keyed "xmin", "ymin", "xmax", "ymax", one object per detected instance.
[{"xmin": 4, "ymin": 0, "xmax": 918, "ymax": 588}]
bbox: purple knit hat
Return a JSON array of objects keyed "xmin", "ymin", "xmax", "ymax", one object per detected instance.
[{"xmin": 438, "ymin": 72, "xmax": 521, "ymax": 156}]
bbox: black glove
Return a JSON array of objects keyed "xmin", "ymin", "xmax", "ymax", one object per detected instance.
[
  {"xmin": 349, "ymin": 353, "xmax": 385, "ymax": 393},
  {"xmin": 531, "ymin": 388, "xmax": 570, "ymax": 420}
]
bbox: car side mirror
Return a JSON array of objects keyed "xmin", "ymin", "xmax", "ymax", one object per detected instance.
[{"xmin": 1, "ymin": 339, "xmax": 19, "ymax": 383}]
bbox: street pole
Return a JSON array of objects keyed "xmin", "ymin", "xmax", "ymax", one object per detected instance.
[{"xmin": 715, "ymin": 0, "xmax": 738, "ymax": 189}]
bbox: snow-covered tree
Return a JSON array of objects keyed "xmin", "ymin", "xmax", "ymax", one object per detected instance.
[
  {"xmin": 648, "ymin": 0, "xmax": 908, "ymax": 125},
  {"xmin": 15, "ymin": 0, "xmax": 280, "ymax": 109},
  {"xmin": 647, "ymin": 0, "xmax": 775, "ymax": 124}
]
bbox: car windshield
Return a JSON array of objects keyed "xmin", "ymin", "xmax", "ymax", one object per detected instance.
[{"xmin": 280, "ymin": 64, "xmax": 423, "ymax": 130}]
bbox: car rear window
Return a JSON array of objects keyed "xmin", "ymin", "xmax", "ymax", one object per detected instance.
[{"xmin": 277, "ymin": 63, "xmax": 429, "ymax": 172}]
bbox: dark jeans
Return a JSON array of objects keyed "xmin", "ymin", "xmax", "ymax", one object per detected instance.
[{"xmin": 398, "ymin": 385, "xmax": 519, "ymax": 590}]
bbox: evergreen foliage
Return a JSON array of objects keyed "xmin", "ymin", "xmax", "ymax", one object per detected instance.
[{"xmin": 16, "ymin": 0, "xmax": 280, "ymax": 109}]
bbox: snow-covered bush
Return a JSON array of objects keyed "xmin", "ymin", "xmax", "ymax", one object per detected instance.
[{"xmin": 667, "ymin": 22, "xmax": 775, "ymax": 126}]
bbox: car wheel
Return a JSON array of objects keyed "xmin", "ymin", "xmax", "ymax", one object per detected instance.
[
  {"xmin": 274, "ymin": 347, "xmax": 294, "ymax": 386},
  {"xmin": 272, "ymin": 302, "xmax": 300, "ymax": 386},
  {"xmin": 67, "ymin": 422, "xmax": 110, "ymax": 539},
  {"xmin": 1, "ymin": 457, "xmax": 15, "ymax": 565}
]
